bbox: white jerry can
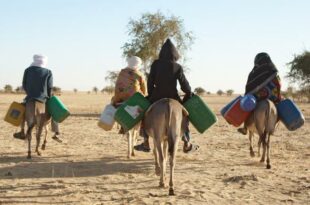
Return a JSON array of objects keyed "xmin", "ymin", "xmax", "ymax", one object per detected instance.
[{"xmin": 98, "ymin": 104, "xmax": 116, "ymax": 131}]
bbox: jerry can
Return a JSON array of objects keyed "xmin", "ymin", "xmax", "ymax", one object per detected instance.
[
  {"xmin": 277, "ymin": 99, "xmax": 305, "ymax": 131},
  {"xmin": 114, "ymin": 92, "xmax": 150, "ymax": 132},
  {"xmin": 183, "ymin": 94, "xmax": 217, "ymax": 133},
  {"xmin": 47, "ymin": 96, "xmax": 70, "ymax": 123},
  {"xmin": 4, "ymin": 102, "xmax": 25, "ymax": 126},
  {"xmin": 98, "ymin": 104, "xmax": 116, "ymax": 131}
]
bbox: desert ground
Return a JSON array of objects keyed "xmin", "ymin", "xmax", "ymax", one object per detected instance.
[{"xmin": 0, "ymin": 92, "xmax": 309, "ymax": 205}]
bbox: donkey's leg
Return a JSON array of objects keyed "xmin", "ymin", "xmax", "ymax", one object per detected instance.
[
  {"xmin": 127, "ymin": 131, "xmax": 132, "ymax": 159},
  {"xmin": 26, "ymin": 125, "xmax": 35, "ymax": 159},
  {"xmin": 153, "ymin": 139, "xmax": 160, "ymax": 176},
  {"xmin": 258, "ymin": 137, "xmax": 262, "ymax": 157},
  {"xmin": 35, "ymin": 118, "xmax": 45, "ymax": 156},
  {"xmin": 155, "ymin": 139, "xmax": 166, "ymax": 187},
  {"xmin": 25, "ymin": 101, "xmax": 35, "ymax": 159},
  {"xmin": 266, "ymin": 133, "xmax": 271, "ymax": 169},
  {"xmin": 41, "ymin": 125, "xmax": 48, "ymax": 150},
  {"xmin": 260, "ymin": 132, "xmax": 267, "ymax": 163},
  {"xmin": 131, "ymin": 129, "xmax": 137, "ymax": 157},
  {"xmin": 163, "ymin": 140, "xmax": 168, "ymax": 162},
  {"xmin": 249, "ymin": 131, "xmax": 255, "ymax": 157},
  {"xmin": 169, "ymin": 137, "xmax": 179, "ymax": 196}
]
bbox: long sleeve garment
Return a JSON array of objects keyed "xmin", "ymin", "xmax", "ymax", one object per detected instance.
[{"xmin": 22, "ymin": 66, "xmax": 53, "ymax": 103}]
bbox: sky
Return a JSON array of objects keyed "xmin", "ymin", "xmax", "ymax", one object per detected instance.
[{"xmin": 0, "ymin": 0, "xmax": 309, "ymax": 93}]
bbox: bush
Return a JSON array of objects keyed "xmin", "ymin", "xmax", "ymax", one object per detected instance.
[
  {"xmin": 4, "ymin": 84, "xmax": 13, "ymax": 93},
  {"xmin": 194, "ymin": 87, "xmax": 206, "ymax": 96},
  {"xmin": 217, "ymin": 89, "xmax": 224, "ymax": 96}
]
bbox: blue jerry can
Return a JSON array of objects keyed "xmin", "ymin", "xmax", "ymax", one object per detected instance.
[{"xmin": 276, "ymin": 99, "xmax": 305, "ymax": 131}]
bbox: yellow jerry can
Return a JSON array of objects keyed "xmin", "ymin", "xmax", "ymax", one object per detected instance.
[{"xmin": 4, "ymin": 102, "xmax": 25, "ymax": 126}]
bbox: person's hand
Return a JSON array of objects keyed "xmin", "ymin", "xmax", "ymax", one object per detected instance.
[{"xmin": 183, "ymin": 92, "xmax": 194, "ymax": 103}]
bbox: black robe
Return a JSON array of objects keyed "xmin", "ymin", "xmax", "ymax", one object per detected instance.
[
  {"xmin": 245, "ymin": 53, "xmax": 278, "ymax": 94},
  {"xmin": 147, "ymin": 39, "xmax": 192, "ymax": 103}
]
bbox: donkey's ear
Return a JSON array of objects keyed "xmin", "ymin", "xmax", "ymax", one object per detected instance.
[{"xmin": 182, "ymin": 107, "xmax": 189, "ymax": 117}]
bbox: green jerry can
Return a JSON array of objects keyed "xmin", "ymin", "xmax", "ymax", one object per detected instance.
[
  {"xmin": 184, "ymin": 94, "xmax": 217, "ymax": 133},
  {"xmin": 47, "ymin": 96, "xmax": 70, "ymax": 123},
  {"xmin": 114, "ymin": 92, "xmax": 150, "ymax": 132}
]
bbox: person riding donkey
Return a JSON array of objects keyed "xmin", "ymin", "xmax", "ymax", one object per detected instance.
[
  {"xmin": 111, "ymin": 56, "xmax": 147, "ymax": 133},
  {"xmin": 13, "ymin": 54, "xmax": 62, "ymax": 142},
  {"xmin": 238, "ymin": 52, "xmax": 282, "ymax": 135},
  {"xmin": 134, "ymin": 38, "xmax": 199, "ymax": 153}
]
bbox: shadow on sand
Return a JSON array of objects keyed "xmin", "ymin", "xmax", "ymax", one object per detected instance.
[{"xmin": 0, "ymin": 154, "xmax": 154, "ymax": 179}]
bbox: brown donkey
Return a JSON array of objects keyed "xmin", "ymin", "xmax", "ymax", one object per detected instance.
[
  {"xmin": 25, "ymin": 101, "xmax": 51, "ymax": 159},
  {"xmin": 244, "ymin": 99, "xmax": 278, "ymax": 169},
  {"xmin": 143, "ymin": 98, "xmax": 188, "ymax": 195}
]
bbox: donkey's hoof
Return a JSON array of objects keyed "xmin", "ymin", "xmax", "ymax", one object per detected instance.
[
  {"xmin": 27, "ymin": 155, "xmax": 31, "ymax": 159},
  {"xmin": 155, "ymin": 167, "xmax": 160, "ymax": 176},
  {"xmin": 41, "ymin": 144, "xmax": 46, "ymax": 150},
  {"xmin": 266, "ymin": 164, "xmax": 271, "ymax": 169},
  {"xmin": 250, "ymin": 151, "xmax": 255, "ymax": 158},
  {"xmin": 159, "ymin": 182, "xmax": 166, "ymax": 188},
  {"xmin": 36, "ymin": 151, "xmax": 41, "ymax": 156},
  {"xmin": 169, "ymin": 188, "xmax": 175, "ymax": 196}
]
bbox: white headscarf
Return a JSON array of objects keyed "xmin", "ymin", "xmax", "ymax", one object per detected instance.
[
  {"xmin": 30, "ymin": 54, "xmax": 48, "ymax": 68},
  {"xmin": 127, "ymin": 56, "xmax": 142, "ymax": 70}
]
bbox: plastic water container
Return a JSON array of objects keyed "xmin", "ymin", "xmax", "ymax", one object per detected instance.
[
  {"xmin": 184, "ymin": 94, "xmax": 217, "ymax": 133},
  {"xmin": 240, "ymin": 94, "xmax": 257, "ymax": 112},
  {"xmin": 47, "ymin": 96, "xmax": 70, "ymax": 123},
  {"xmin": 114, "ymin": 92, "xmax": 150, "ymax": 131},
  {"xmin": 221, "ymin": 96, "xmax": 241, "ymax": 116},
  {"xmin": 276, "ymin": 99, "xmax": 305, "ymax": 131},
  {"xmin": 222, "ymin": 96, "xmax": 251, "ymax": 127},
  {"xmin": 98, "ymin": 104, "xmax": 116, "ymax": 131},
  {"xmin": 4, "ymin": 102, "xmax": 25, "ymax": 126}
]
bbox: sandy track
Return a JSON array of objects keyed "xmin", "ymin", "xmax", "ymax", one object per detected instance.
[{"xmin": 0, "ymin": 93, "xmax": 309, "ymax": 204}]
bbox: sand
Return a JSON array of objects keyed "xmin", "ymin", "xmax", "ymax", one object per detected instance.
[{"xmin": 0, "ymin": 93, "xmax": 309, "ymax": 205}]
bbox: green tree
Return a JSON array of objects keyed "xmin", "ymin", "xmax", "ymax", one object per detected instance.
[
  {"xmin": 194, "ymin": 87, "xmax": 206, "ymax": 96},
  {"xmin": 105, "ymin": 70, "xmax": 119, "ymax": 87},
  {"xmin": 101, "ymin": 86, "xmax": 114, "ymax": 95},
  {"xmin": 122, "ymin": 11, "xmax": 194, "ymax": 75},
  {"xmin": 226, "ymin": 89, "xmax": 234, "ymax": 96},
  {"xmin": 15, "ymin": 86, "xmax": 25, "ymax": 93},
  {"xmin": 52, "ymin": 86, "xmax": 62, "ymax": 95},
  {"xmin": 287, "ymin": 51, "xmax": 310, "ymax": 87},
  {"xmin": 93, "ymin": 86, "xmax": 98, "ymax": 94},
  {"xmin": 217, "ymin": 89, "xmax": 224, "ymax": 96},
  {"xmin": 4, "ymin": 84, "xmax": 13, "ymax": 93}
]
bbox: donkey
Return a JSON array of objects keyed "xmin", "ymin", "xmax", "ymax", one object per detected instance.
[
  {"xmin": 244, "ymin": 99, "xmax": 278, "ymax": 169},
  {"xmin": 25, "ymin": 101, "xmax": 51, "ymax": 159},
  {"xmin": 143, "ymin": 98, "xmax": 188, "ymax": 195}
]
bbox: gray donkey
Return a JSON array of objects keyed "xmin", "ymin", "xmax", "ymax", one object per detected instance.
[
  {"xmin": 244, "ymin": 99, "xmax": 278, "ymax": 169},
  {"xmin": 143, "ymin": 98, "xmax": 188, "ymax": 195}
]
